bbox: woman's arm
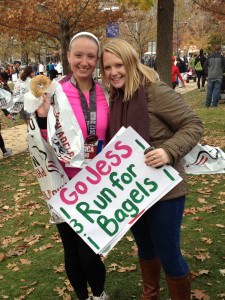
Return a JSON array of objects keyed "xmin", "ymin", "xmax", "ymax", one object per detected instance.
[
  {"xmin": 35, "ymin": 94, "xmax": 50, "ymax": 140},
  {"xmin": 145, "ymin": 82, "xmax": 203, "ymax": 167}
]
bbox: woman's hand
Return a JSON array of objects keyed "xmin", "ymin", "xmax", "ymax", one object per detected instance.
[
  {"xmin": 36, "ymin": 93, "xmax": 50, "ymax": 117},
  {"xmin": 145, "ymin": 148, "xmax": 170, "ymax": 168}
]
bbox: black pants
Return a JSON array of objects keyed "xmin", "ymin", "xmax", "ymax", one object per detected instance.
[
  {"xmin": 0, "ymin": 124, "xmax": 6, "ymax": 154},
  {"xmin": 196, "ymin": 71, "xmax": 205, "ymax": 89},
  {"xmin": 56, "ymin": 222, "xmax": 106, "ymax": 300},
  {"xmin": 0, "ymin": 134, "xmax": 6, "ymax": 153}
]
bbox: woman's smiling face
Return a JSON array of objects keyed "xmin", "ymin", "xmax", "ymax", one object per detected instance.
[
  {"xmin": 68, "ymin": 37, "xmax": 98, "ymax": 81},
  {"xmin": 102, "ymin": 51, "xmax": 126, "ymax": 89}
]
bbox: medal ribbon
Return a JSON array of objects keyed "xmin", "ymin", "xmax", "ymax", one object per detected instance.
[{"xmin": 70, "ymin": 77, "xmax": 97, "ymax": 136}]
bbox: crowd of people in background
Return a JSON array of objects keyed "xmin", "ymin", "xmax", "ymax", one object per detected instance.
[
  {"xmin": 1, "ymin": 46, "xmax": 224, "ymax": 98},
  {"xmin": 142, "ymin": 46, "xmax": 225, "ymax": 107},
  {"xmin": 0, "ymin": 60, "xmax": 64, "ymax": 159},
  {"xmin": 0, "ymin": 45, "xmax": 225, "ymax": 160},
  {"xmin": 0, "ymin": 60, "xmax": 63, "ymax": 84}
]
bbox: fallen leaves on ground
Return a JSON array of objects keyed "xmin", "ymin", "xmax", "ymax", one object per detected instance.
[
  {"xmin": 54, "ymin": 287, "xmax": 66, "ymax": 297},
  {"xmin": 33, "ymin": 242, "xmax": 54, "ymax": 252},
  {"xmin": 107, "ymin": 262, "xmax": 136, "ymax": 273},
  {"xmin": 7, "ymin": 245, "xmax": 27, "ymax": 257},
  {"xmin": 20, "ymin": 258, "xmax": 31, "ymax": 265},
  {"xmin": 0, "ymin": 253, "xmax": 7, "ymax": 262},
  {"xmin": 0, "ymin": 115, "xmax": 225, "ymax": 299},
  {"xmin": 191, "ymin": 289, "xmax": 210, "ymax": 300},
  {"xmin": 53, "ymin": 264, "xmax": 65, "ymax": 273},
  {"xmin": 193, "ymin": 249, "xmax": 211, "ymax": 261},
  {"xmin": 14, "ymin": 287, "xmax": 35, "ymax": 300},
  {"xmin": 200, "ymin": 237, "xmax": 213, "ymax": 245},
  {"xmin": 215, "ymin": 224, "xmax": 225, "ymax": 228},
  {"xmin": 7, "ymin": 262, "xmax": 20, "ymax": 272},
  {"xmin": 191, "ymin": 269, "xmax": 209, "ymax": 279}
]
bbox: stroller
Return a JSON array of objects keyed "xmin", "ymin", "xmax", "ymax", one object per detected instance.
[{"xmin": 186, "ymin": 67, "xmax": 196, "ymax": 83}]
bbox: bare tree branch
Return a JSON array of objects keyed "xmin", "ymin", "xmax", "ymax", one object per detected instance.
[{"xmin": 192, "ymin": 0, "xmax": 225, "ymax": 16}]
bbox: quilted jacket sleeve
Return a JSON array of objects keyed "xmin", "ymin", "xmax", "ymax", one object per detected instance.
[{"xmin": 146, "ymin": 81, "xmax": 204, "ymax": 165}]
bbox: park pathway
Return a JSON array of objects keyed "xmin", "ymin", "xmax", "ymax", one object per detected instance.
[{"xmin": 0, "ymin": 123, "xmax": 28, "ymax": 159}]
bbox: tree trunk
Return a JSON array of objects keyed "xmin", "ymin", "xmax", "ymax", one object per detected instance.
[
  {"xmin": 61, "ymin": 37, "xmax": 70, "ymax": 75},
  {"xmin": 60, "ymin": 21, "xmax": 72, "ymax": 75},
  {"xmin": 157, "ymin": 0, "xmax": 174, "ymax": 87}
]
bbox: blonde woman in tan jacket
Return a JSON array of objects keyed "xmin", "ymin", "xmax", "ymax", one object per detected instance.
[{"xmin": 101, "ymin": 38, "xmax": 203, "ymax": 300}]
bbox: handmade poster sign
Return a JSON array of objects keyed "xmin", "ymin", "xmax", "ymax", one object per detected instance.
[{"xmin": 48, "ymin": 127, "xmax": 182, "ymax": 255}]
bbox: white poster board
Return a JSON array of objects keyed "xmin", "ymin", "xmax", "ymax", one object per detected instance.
[{"xmin": 49, "ymin": 127, "xmax": 182, "ymax": 255}]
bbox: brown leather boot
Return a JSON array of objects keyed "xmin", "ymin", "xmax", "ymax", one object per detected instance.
[
  {"xmin": 139, "ymin": 257, "xmax": 161, "ymax": 300},
  {"xmin": 165, "ymin": 273, "xmax": 191, "ymax": 300}
]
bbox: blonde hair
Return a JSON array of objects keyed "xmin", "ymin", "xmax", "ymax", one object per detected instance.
[{"xmin": 100, "ymin": 38, "xmax": 159, "ymax": 101}]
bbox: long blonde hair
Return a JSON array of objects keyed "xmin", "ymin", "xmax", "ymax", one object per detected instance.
[{"xmin": 100, "ymin": 38, "xmax": 159, "ymax": 101}]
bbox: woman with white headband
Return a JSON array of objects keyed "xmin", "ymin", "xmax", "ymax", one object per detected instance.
[{"xmin": 35, "ymin": 32, "xmax": 109, "ymax": 300}]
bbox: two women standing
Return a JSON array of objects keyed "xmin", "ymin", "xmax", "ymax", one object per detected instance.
[{"xmin": 28, "ymin": 33, "xmax": 203, "ymax": 300}]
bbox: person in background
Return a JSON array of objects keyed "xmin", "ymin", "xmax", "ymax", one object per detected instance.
[
  {"xmin": 19, "ymin": 65, "xmax": 35, "ymax": 90},
  {"xmin": 47, "ymin": 62, "xmax": 57, "ymax": 80},
  {"xmin": 9, "ymin": 64, "xmax": 14, "ymax": 81},
  {"xmin": 31, "ymin": 63, "xmax": 38, "ymax": 76},
  {"xmin": 186, "ymin": 54, "xmax": 197, "ymax": 84},
  {"xmin": 49, "ymin": 65, "xmax": 58, "ymax": 80},
  {"xmin": 0, "ymin": 75, "xmax": 12, "ymax": 158},
  {"xmin": 14, "ymin": 63, "xmax": 21, "ymax": 78},
  {"xmin": 204, "ymin": 45, "xmax": 225, "ymax": 108},
  {"xmin": 38, "ymin": 62, "xmax": 44, "ymax": 75},
  {"xmin": 0, "ymin": 109, "xmax": 12, "ymax": 158},
  {"xmin": 0, "ymin": 70, "xmax": 10, "ymax": 89},
  {"xmin": 28, "ymin": 32, "xmax": 109, "ymax": 300},
  {"xmin": 172, "ymin": 56, "xmax": 185, "ymax": 89},
  {"xmin": 46, "ymin": 62, "xmax": 50, "ymax": 77},
  {"xmin": 194, "ymin": 49, "xmax": 206, "ymax": 91},
  {"xmin": 189, "ymin": 54, "xmax": 197, "ymax": 70},
  {"xmin": 55, "ymin": 61, "xmax": 63, "ymax": 76},
  {"xmin": 176, "ymin": 57, "xmax": 187, "ymax": 88},
  {"xmin": 101, "ymin": 38, "xmax": 203, "ymax": 300},
  {"xmin": 16, "ymin": 66, "xmax": 35, "ymax": 124}
]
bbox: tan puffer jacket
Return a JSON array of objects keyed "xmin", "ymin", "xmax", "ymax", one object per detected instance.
[{"xmin": 145, "ymin": 81, "xmax": 204, "ymax": 201}]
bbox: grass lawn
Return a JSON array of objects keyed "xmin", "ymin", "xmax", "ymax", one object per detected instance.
[{"xmin": 0, "ymin": 87, "xmax": 225, "ymax": 300}]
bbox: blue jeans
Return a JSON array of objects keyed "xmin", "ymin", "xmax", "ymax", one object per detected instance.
[
  {"xmin": 131, "ymin": 197, "xmax": 189, "ymax": 277},
  {"xmin": 205, "ymin": 78, "xmax": 222, "ymax": 107}
]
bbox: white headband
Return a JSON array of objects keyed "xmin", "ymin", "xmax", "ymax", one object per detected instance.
[{"xmin": 69, "ymin": 32, "xmax": 100, "ymax": 56}]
